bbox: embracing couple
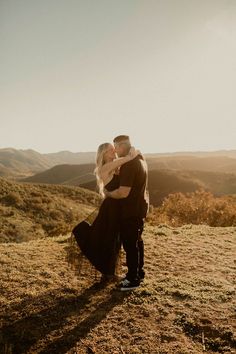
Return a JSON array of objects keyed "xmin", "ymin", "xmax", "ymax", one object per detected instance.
[{"xmin": 73, "ymin": 135, "xmax": 149, "ymax": 291}]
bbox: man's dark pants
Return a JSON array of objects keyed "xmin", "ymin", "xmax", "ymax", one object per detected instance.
[{"xmin": 120, "ymin": 217, "xmax": 144, "ymax": 282}]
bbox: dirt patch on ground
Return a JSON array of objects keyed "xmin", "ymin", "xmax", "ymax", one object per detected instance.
[{"xmin": 0, "ymin": 224, "xmax": 235, "ymax": 353}]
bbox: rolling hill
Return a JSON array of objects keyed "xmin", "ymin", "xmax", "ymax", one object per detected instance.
[
  {"xmin": 22, "ymin": 164, "xmax": 95, "ymax": 185},
  {"xmin": 148, "ymin": 169, "xmax": 236, "ymax": 206},
  {"xmin": 0, "ymin": 148, "xmax": 95, "ymax": 177},
  {"xmin": 22, "ymin": 164, "xmax": 236, "ymax": 206},
  {"xmin": 45, "ymin": 150, "xmax": 95, "ymax": 165},
  {"xmin": 1, "ymin": 147, "xmax": 236, "ymax": 178},
  {"xmin": 0, "ymin": 177, "xmax": 100, "ymax": 243},
  {"xmin": 147, "ymin": 155, "xmax": 236, "ymax": 173},
  {"xmin": 0, "ymin": 148, "xmax": 52, "ymax": 177},
  {"xmin": 2, "ymin": 148, "xmax": 236, "ymax": 207},
  {"xmin": 145, "ymin": 149, "xmax": 236, "ymax": 159}
]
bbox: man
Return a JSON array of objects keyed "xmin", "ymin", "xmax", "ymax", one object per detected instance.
[{"xmin": 104, "ymin": 135, "xmax": 149, "ymax": 291}]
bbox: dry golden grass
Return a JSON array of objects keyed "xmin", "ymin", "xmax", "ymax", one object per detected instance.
[{"xmin": 0, "ymin": 224, "xmax": 235, "ymax": 353}]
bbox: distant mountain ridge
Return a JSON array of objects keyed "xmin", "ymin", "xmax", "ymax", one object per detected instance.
[
  {"xmin": 45, "ymin": 150, "xmax": 95, "ymax": 165},
  {"xmin": 147, "ymin": 155, "xmax": 236, "ymax": 174},
  {"xmin": 1, "ymin": 147, "xmax": 236, "ymax": 178},
  {"xmin": 0, "ymin": 148, "xmax": 51, "ymax": 177},
  {"xmin": 23, "ymin": 164, "xmax": 95, "ymax": 185},
  {"xmin": 23, "ymin": 163, "xmax": 236, "ymax": 206},
  {"xmin": 0, "ymin": 148, "xmax": 95, "ymax": 177},
  {"xmin": 145, "ymin": 149, "xmax": 236, "ymax": 158}
]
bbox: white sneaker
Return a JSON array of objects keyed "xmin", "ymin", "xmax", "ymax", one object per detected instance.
[{"xmin": 119, "ymin": 278, "xmax": 140, "ymax": 291}]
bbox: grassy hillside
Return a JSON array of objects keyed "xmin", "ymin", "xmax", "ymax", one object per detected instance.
[
  {"xmin": 148, "ymin": 169, "xmax": 236, "ymax": 206},
  {"xmin": 0, "ymin": 178, "xmax": 100, "ymax": 243},
  {"xmin": 23, "ymin": 163, "xmax": 236, "ymax": 207},
  {"xmin": 23, "ymin": 164, "xmax": 95, "ymax": 185},
  {"xmin": 0, "ymin": 224, "xmax": 235, "ymax": 353},
  {"xmin": 0, "ymin": 148, "xmax": 96, "ymax": 178},
  {"xmin": 147, "ymin": 155, "xmax": 236, "ymax": 173},
  {"xmin": 148, "ymin": 169, "xmax": 203, "ymax": 206},
  {"xmin": 0, "ymin": 163, "xmax": 15, "ymax": 177},
  {"xmin": 0, "ymin": 148, "xmax": 52, "ymax": 177}
]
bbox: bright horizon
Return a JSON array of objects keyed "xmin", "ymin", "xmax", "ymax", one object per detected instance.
[
  {"xmin": 1, "ymin": 0, "xmax": 236, "ymax": 154},
  {"xmin": 1, "ymin": 146, "xmax": 236, "ymax": 156}
]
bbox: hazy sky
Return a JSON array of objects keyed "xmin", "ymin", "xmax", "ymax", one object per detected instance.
[{"xmin": 1, "ymin": 0, "xmax": 236, "ymax": 153}]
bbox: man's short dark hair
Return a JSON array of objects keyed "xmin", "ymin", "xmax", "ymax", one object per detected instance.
[{"xmin": 113, "ymin": 135, "xmax": 130, "ymax": 144}]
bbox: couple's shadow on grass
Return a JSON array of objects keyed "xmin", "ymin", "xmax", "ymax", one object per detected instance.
[{"xmin": 1, "ymin": 280, "xmax": 128, "ymax": 354}]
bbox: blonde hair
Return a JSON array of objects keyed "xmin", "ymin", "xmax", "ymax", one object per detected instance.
[{"xmin": 94, "ymin": 143, "xmax": 110, "ymax": 197}]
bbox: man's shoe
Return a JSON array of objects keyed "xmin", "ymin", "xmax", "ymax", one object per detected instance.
[
  {"xmin": 119, "ymin": 278, "xmax": 140, "ymax": 291},
  {"xmin": 118, "ymin": 277, "xmax": 128, "ymax": 286}
]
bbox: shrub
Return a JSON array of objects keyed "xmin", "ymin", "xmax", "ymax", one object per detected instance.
[
  {"xmin": 1, "ymin": 192, "xmax": 22, "ymax": 207},
  {"xmin": 49, "ymin": 210, "xmax": 63, "ymax": 220},
  {"xmin": 148, "ymin": 190, "xmax": 236, "ymax": 227},
  {"xmin": 42, "ymin": 220, "xmax": 68, "ymax": 236}
]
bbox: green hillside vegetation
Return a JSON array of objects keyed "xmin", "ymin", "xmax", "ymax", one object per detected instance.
[
  {"xmin": 148, "ymin": 169, "xmax": 204, "ymax": 206},
  {"xmin": 148, "ymin": 169, "xmax": 236, "ymax": 206},
  {"xmin": 148, "ymin": 190, "xmax": 236, "ymax": 227},
  {"xmin": 23, "ymin": 164, "xmax": 95, "ymax": 185},
  {"xmin": 23, "ymin": 163, "xmax": 236, "ymax": 207},
  {"xmin": 0, "ymin": 178, "xmax": 100, "ymax": 243},
  {"xmin": 1, "ymin": 177, "xmax": 236, "ymax": 246}
]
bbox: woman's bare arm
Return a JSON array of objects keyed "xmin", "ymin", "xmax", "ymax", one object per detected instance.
[{"xmin": 100, "ymin": 147, "xmax": 139, "ymax": 176}]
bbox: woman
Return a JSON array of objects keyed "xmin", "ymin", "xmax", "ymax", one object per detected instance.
[{"xmin": 72, "ymin": 142, "xmax": 139, "ymax": 278}]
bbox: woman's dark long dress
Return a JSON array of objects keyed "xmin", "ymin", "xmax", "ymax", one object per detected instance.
[{"xmin": 72, "ymin": 174, "xmax": 120, "ymax": 276}]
